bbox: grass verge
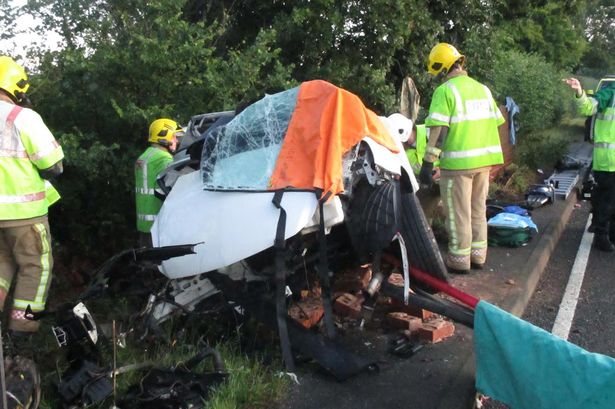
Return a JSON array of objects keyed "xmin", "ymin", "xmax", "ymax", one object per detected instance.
[{"xmin": 28, "ymin": 293, "xmax": 288, "ymax": 408}]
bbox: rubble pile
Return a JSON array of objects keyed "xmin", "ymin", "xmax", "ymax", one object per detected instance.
[{"xmin": 288, "ymin": 267, "xmax": 456, "ymax": 345}]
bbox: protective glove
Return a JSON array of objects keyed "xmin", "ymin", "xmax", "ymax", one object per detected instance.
[{"xmin": 418, "ymin": 160, "xmax": 434, "ymax": 186}]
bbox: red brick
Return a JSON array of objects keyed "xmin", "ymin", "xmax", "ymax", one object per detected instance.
[
  {"xmin": 333, "ymin": 293, "xmax": 363, "ymax": 319},
  {"xmin": 333, "ymin": 265, "xmax": 372, "ymax": 292},
  {"xmin": 387, "ymin": 273, "xmax": 405, "ymax": 287},
  {"xmin": 391, "ymin": 300, "xmax": 434, "ymax": 320},
  {"xmin": 419, "ymin": 318, "xmax": 455, "ymax": 343},
  {"xmin": 385, "ymin": 312, "xmax": 422, "ymax": 332},
  {"xmin": 288, "ymin": 297, "xmax": 324, "ymax": 329}
]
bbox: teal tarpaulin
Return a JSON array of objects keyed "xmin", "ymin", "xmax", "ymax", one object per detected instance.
[{"xmin": 475, "ymin": 300, "xmax": 615, "ymax": 409}]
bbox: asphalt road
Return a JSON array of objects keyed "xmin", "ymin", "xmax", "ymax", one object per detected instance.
[
  {"xmin": 485, "ymin": 199, "xmax": 615, "ymax": 408},
  {"xmin": 281, "ymin": 198, "xmax": 615, "ymax": 409}
]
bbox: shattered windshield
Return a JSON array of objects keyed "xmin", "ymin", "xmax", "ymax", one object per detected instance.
[{"xmin": 201, "ymin": 86, "xmax": 300, "ymax": 190}]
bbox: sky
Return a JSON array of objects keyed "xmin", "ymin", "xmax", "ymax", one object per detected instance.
[{"xmin": 0, "ymin": 0, "xmax": 62, "ymax": 64}]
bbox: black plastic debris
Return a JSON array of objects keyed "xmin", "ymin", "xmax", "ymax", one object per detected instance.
[
  {"xmin": 57, "ymin": 359, "xmax": 112, "ymax": 406},
  {"xmin": 118, "ymin": 347, "xmax": 227, "ymax": 409}
]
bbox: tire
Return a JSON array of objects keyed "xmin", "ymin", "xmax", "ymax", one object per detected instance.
[
  {"xmin": 346, "ymin": 177, "xmax": 448, "ymax": 285},
  {"xmin": 399, "ymin": 192, "xmax": 449, "ymax": 283},
  {"xmin": 346, "ymin": 178, "xmax": 398, "ymax": 261}
]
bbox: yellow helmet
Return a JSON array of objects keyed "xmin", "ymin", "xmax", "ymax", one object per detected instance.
[
  {"xmin": 148, "ymin": 118, "xmax": 182, "ymax": 146},
  {"xmin": 427, "ymin": 43, "xmax": 465, "ymax": 76},
  {"xmin": 0, "ymin": 56, "xmax": 29, "ymax": 103}
]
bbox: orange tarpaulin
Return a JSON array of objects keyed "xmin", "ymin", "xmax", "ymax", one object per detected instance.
[{"xmin": 269, "ymin": 80, "xmax": 399, "ymax": 199}]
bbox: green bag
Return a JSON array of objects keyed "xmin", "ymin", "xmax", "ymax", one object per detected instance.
[{"xmin": 488, "ymin": 225, "xmax": 532, "ymax": 247}]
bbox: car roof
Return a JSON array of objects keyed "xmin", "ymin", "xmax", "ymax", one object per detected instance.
[{"xmin": 597, "ymin": 76, "xmax": 615, "ymax": 90}]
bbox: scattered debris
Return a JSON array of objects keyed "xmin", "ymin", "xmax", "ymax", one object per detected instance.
[
  {"xmin": 288, "ymin": 296, "xmax": 324, "ymax": 329},
  {"xmin": 391, "ymin": 299, "xmax": 435, "ymax": 320},
  {"xmin": 277, "ymin": 372, "xmax": 300, "ymax": 385},
  {"xmin": 386, "ymin": 312, "xmax": 422, "ymax": 331},
  {"xmin": 419, "ymin": 318, "xmax": 455, "ymax": 343},
  {"xmin": 333, "ymin": 265, "xmax": 372, "ymax": 293},
  {"xmin": 333, "ymin": 293, "xmax": 364, "ymax": 319},
  {"xmin": 118, "ymin": 347, "xmax": 228, "ymax": 408},
  {"xmin": 389, "ymin": 337, "xmax": 424, "ymax": 358}
]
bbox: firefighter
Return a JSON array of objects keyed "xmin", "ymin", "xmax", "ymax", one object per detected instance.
[
  {"xmin": 135, "ymin": 118, "xmax": 181, "ymax": 247},
  {"xmin": 405, "ymin": 124, "xmax": 441, "ymax": 223},
  {"xmin": 0, "ymin": 56, "xmax": 64, "ymax": 334},
  {"xmin": 565, "ymin": 77, "xmax": 615, "ymax": 251},
  {"xmin": 419, "ymin": 43, "xmax": 504, "ymax": 274}
]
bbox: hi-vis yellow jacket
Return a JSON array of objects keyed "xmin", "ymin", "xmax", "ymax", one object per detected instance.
[{"xmin": 0, "ymin": 101, "xmax": 63, "ymax": 220}]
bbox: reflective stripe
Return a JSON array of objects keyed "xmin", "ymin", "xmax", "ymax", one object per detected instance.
[
  {"xmin": 441, "ymin": 145, "xmax": 502, "ymax": 159},
  {"xmin": 445, "ymin": 178, "xmax": 458, "ymax": 249},
  {"xmin": 0, "ymin": 277, "xmax": 10, "ymax": 291},
  {"xmin": 138, "ymin": 214, "xmax": 156, "ymax": 221},
  {"xmin": 595, "ymin": 142, "xmax": 615, "ymax": 150},
  {"xmin": 30, "ymin": 140, "xmax": 60, "ymax": 161},
  {"xmin": 450, "ymin": 111, "xmax": 501, "ymax": 123},
  {"xmin": 472, "ymin": 240, "xmax": 488, "ymax": 249},
  {"xmin": 140, "ymin": 149, "xmax": 157, "ymax": 194},
  {"xmin": 589, "ymin": 97, "xmax": 599, "ymax": 110},
  {"xmin": 481, "ymin": 85, "xmax": 503, "ymax": 122},
  {"xmin": 135, "ymin": 187, "xmax": 155, "ymax": 195},
  {"xmin": 447, "ymin": 83, "xmax": 464, "ymax": 117},
  {"xmin": 449, "ymin": 247, "xmax": 471, "ymax": 256},
  {"xmin": 13, "ymin": 299, "xmax": 46, "ymax": 312},
  {"xmin": 0, "ymin": 149, "xmax": 27, "ymax": 158},
  {"xmin": 445, "ymin": 83, "xmax": 501, "ymax": 123},
  {"xmin": 33, "ymin": 223, "xmax": 51, "ymax": 305},
  {"xmin": 6, "ymin": 105, "xmax": 23, "ymax": 124},
  {"xmin": 427, "ymin": 112, "xmax": 451, "ymax": 123},
  {"xmin": 596, "ymin": 113, "xmax": 615, "ymax": 121},
  {"xmin": 0, "ymin": 191, "xmax": 45, "ymax": 204}
]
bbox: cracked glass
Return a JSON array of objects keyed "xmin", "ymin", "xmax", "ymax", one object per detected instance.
[{"xmin": 201, "ymin": 86, "xmax": 300, "ymax": 190}]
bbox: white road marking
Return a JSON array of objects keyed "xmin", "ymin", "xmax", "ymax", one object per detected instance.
[{"xmin": 551, "ymin": 215, "xmax": 593, "ymax": 339}]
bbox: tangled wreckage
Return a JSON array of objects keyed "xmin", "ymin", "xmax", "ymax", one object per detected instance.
[{"xmin": 41, "ymin": 80, "xmax": 477, "ymax": 407}]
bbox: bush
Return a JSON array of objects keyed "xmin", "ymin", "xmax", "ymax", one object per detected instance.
[
  {"xmin": 486, "ymin": 49, "xmax": 572, "ymax": 134},
  {"xmin": 515, "ymin": 117, "xmax": 585, "ymax": 170},
  {"xmin": 50, "ymin": 131, "xmax": 139, "ymax": 261}
]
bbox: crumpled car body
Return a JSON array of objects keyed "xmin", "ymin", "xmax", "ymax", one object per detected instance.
[{"xmin": 151, "ymin": 80, "xmax": 446, "ymax": 286}]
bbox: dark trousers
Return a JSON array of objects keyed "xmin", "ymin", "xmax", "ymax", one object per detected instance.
[
  {"xmin": 592, "ymin": 171, "xmax": 615, "ymax": 235},
  {"xmin": 138, "ymin": 232, "xmax": 153, "ymax": 248}
]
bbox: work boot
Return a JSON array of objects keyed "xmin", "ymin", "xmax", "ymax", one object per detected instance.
[{"xmin": 593, "ymin": 233, "xmax": 615, "ymax": 252}]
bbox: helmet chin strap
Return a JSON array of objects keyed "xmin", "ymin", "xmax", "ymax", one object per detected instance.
[{"xmin": 15, "ymin": 92, "xmax": 32, "ymax": 108}]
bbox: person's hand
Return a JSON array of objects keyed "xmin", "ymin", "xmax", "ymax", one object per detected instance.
[
  {"xmin": 432, "ymin": 167, "xmax": 441, "ymax": 182},
  {"xmin": 419, "ymin": 160, "xmax": 434, "ymax": 186},
  {"xmin": 563, "ymin": 78, "xmax": 583, "ymax": 97}
]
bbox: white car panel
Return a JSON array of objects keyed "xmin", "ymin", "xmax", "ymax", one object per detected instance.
[{"xmin": 152, "ymin": 171, "xmax": 318, "ymax": 278}]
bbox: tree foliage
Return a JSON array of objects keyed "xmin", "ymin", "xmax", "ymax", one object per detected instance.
[
  {"xmin": 0, "ymin": 0, "xmax": 600, "ymax": 259},
  {"xmin": 3, "ymin": 0, "xmax": 294, "ymax": 257},
  {"xmin": 581, "ymin": 1, "xmax": 615, "ymax": 75}
]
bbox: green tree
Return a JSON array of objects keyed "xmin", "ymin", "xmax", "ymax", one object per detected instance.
[
  {"xmin": 2, "ymin": 0, "xmax": 293, "ymax": 258},
  {"xmin": 0, "ymin": 0, "xmax": 592, "ymax": 261},
  {"xmin": 494, "ymin": 1, "xmax": 588, "ymax": 70},
  {"xmin": 581, "ymin": 1, "xmax": 615, "ymax": 75}
]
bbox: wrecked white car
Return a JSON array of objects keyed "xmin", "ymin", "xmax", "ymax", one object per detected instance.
[
  {"xmin": 149, "ymin": 80, "xmax": 455, "ymax": 371},
  {"xmin": 73, "ymin": 80, "xmax": 474, "ymax": 385}
]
